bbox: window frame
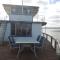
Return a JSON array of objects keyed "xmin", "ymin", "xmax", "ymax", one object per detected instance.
[{"xmin": 11, "ymin": 22, "xmax": 32, "ymax": 37}]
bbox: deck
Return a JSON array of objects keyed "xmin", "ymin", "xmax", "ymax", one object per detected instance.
[{"xmin": 0, "ymin": 39, "xmax": 59, "ymax": 60}]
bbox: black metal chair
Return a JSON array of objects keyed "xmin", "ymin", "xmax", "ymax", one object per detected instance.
[
  {"xmin": 36, "ymin": 35, "xmax": 41, "ymax": 41},
  {"xmin": 8, "ymin": 36, "xmax": 19, "ymax": 49},
  {"xmin": 35, "ymin": 36, "xmax": 45, "ymax": 48}
]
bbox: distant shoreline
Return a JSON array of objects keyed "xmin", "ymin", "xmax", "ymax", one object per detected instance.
[{"xmin": 42, "ymin": 27, "xmax": 60, "ymax": 29}]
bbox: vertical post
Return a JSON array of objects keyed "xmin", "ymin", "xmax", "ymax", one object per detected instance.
[
  {"xmin": 46, "ymin": 34, "xmax": 48, "ymax": 40},
  {"xmin": 43, "ymin": 33, "xmax": 44, "ymax": 37},
  {"xmin": 55, "ymin": 41, "xmax": 57, "ymax": 51},
  {"xmin": 22, "ymin": 0, "xmax": 23, "ymax": 14},
  {"xmin": 51, "ymin": 37, "xmax": 53, "ymax": 47},
  {"xmin": 15, "ymin": 23, "xmax": 16, "ymax": 36}
]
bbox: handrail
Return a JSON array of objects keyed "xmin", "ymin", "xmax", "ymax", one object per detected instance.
[{"xmin": 42, "ymin": 33, "xmax": 58, "ymax": 51}]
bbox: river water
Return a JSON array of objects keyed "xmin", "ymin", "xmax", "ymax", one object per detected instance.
[{"xmin": 42, "ymin": 28, "xmax": 60, "ymax": 43}]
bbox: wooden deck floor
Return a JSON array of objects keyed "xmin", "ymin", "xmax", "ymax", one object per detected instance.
[{"xmin": 0, "ymin": 40, "xmax": 59, "ymax": 60}]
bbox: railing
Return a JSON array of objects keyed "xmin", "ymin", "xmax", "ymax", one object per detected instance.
[
  {"xmin": 33, "ymin": 15, "xmax": 45, "ymax": 22},
  {"xmin": 42, "ymin": 33, "xmax": 58, "ymax": 51}
]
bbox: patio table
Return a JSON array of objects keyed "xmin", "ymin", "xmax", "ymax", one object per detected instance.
[{"xmin": 14, "ymin": 37, "xmax": 39, "ymax": 57}]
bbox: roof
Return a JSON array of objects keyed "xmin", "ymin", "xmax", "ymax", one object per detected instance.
[
  {"xmin": 3, "ymin": 4, "xmax": 39, "ymax": 8},
  {"xmin": 3, "ymin": 4, "xmax": 39, "ymax": 16}
]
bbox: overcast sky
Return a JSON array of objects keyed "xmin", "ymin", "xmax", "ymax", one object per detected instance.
[{"xmin": 0, "ymin": 0, "xmax": 60, "ymax": 27}]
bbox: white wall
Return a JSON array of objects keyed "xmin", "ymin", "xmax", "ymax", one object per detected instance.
[
  {"xmin": 9, "ymin": 15, "xmax": 32, "ymax": 21},
  {"xmin": 32, "ymin": 23, "xmax": 42, "ymax": 39},
  {"xmin": 0, "ymin": 23, "xmax": 4, "ymax": 43},
  {"xmin": 0, "ymin": 22, "xmax": 7, "ymax": 44},
  {"xmin": 4, "ymin": 23, "xmax": 42, "ymax": 41},
  {"xmin": 4, "ymin": 23, "xmax": 11, "ymax": 41}
]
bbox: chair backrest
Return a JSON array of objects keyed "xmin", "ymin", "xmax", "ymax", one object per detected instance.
[
  {"xmin": 8, "ymin": 36, "xmax": 15, "ymax": 46},
  {"xmin": 39, "ymin": 36, "xmax": 45, "ymax": 46},
  {"xmin": 37, "ymin": 35, "xmax": 41, "ymax": 41}
]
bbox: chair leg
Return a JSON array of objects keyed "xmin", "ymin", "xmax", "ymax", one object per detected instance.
[
  {"xmin": 17, "ymin": 44, "xmax": 20, "ymax": 57},
  {"xmin": 34, "ymin": 43, "xmax": 36, "ymax": 56}
]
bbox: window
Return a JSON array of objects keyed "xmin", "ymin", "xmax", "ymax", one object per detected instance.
[
  {"xmin": 11, "ymin": 7, "xmax": 22, "ymax": 15},
  {"xmin": 11, "ymin": 22, "xmax": 32, "ymax": 37},
  {"xmin": 0, "ymin": 23, "xmax": 2, "ymax": 26},
  {"xmin": 23, "ymin": 7, "xmax": 27, "ymax": 15},
  {"xmin": 11, "ymin": 6, "xmax": 32, "ymax": 15}
]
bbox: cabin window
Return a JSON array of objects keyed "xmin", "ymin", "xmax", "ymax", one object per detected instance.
[
  {"xmin": 11, "ymin": 7, "xmax": 32, "ymax": 15},
  {"xmin": 0, "ymin": 23, "xmax": 1, "ymax": 26},
  {"xmin": 11, "ymin": 7, "xmax": 22, "ymax": 15},
  {"xmin": 23, "ymin": 7, "xmax": 32, "ymax": 15},
  {"xmin": 11, "ymin": 22, "xmax": 32, "ymax": 37}
]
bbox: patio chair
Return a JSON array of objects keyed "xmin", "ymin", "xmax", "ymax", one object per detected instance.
[
  {"xmin": 8, "ymin": 36, "xmax": 19, "ymax": 49},
  {"xmin": 35, "ymin": 36, "xmax": 45, "ymax": 48},
  {"xmin": 33, "ymin": 36, "xmax": 45, "ymax": 56},
  {"xmin": 31, "ymin": 35, "xmax": 41, "ymax": 48},
  {"xmin": 37, "ymin": 35, "xmax": 41, "ymax": 41}
]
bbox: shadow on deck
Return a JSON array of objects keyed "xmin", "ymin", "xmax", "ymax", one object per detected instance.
[{"xmin": 0, "ymin": 39, "xmax": 59, "ymax": 60}]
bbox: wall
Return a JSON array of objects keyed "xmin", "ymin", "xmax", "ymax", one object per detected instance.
[
  {"xmin": 32, "ymin": 23, "xmax": 42, "ymax": 39},
  {"xmin": 4, "ymin": 23, "xmax": 11, "ymax": 41},
  {"xmin": 4, "ymin": 23, "xmax": 42, "ymax": 41},
  {"xmin": 0, "ymin": 22, "xmax": 6, "ymax": 44},
  {"xmin": 9, "ymin": 15, "xmax": 32, "ymax": 21}
]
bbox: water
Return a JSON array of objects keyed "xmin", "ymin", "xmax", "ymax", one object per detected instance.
[{"xmin": 42, "ymin": 28, "xmax": 60, "ymax": 43}]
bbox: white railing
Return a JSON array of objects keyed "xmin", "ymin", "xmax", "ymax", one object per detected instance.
[
  {"xmin": 42, "ymin": 33, "xmax": 60, "ymax": 55},
  {"xmin": 33, "ymin": 15, "xmax": 45, "ymax": 22},
  {"xmin": 42, "ymin": 33, "xmax": 58, "ymax": 51},
  {"xmin": 0, "ymin": 15, "xmax": 45, "ymax": 22}
]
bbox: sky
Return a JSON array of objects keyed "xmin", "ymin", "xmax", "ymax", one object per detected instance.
[
  {"xmin": 0, "ymin": 0, "xmax": 60, "ymax": 27},
  {"xmin": 45, "ymin": 0, "xmax": 60, "ymax": 27}
]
